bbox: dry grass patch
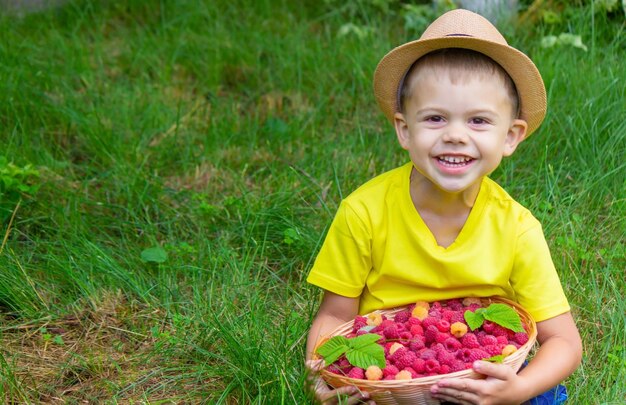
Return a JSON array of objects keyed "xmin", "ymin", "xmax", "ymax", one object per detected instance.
[{"xmin": 0, "ymin": 290, "xmax": 209, "ymax": 403}]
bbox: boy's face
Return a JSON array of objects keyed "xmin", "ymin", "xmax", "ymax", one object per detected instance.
[{"xmin": 394, "ymin": 68, "xmax": 527, "ymax": 195}]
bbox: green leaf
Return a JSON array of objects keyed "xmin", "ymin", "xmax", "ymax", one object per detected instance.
[
  {"xmin": 348, "ymin": 333, "xmax": 381, "ymax": 348},
  {"xmin": 482, "ymin": 304, "xmax": 524, "ymax": 332},
  {"xmin": 140, "ymin": 246, "xmax": 168, "ymax": 263},
  {"xmin": 485, "ymin": 355, "xmax": 505, "ymax": 363},
  {"xmin": 464, "ymin": 310, "xmax": 485, "ymax": 331},
  {"xmin": 345, "ymin": 343, "xmax": 385, "ymax": 369},
  {"xmin": 316, "ymin": 336, "xmax": 350, "ymax": 366}
]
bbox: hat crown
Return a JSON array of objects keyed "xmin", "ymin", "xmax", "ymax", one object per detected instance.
[{"xmin": 420, "ymin": 9, "xmax": 508, "ymax": 46}]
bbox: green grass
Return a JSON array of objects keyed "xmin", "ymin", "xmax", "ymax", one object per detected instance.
[{"xmin": 0, "ymin": 0, "xmax": 624, "ymax": 403}]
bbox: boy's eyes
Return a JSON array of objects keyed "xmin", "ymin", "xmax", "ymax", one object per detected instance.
[
  {"xmin": 425, "ymin": 115, "xmax": 444, "ymax": 123},
  {"xmin": 470, "ymin": 117, "xmax": 489, "ymax": 125},
  {"xmin": 423, "ymin": 116, "xmax": 491, "ymax": 125}
]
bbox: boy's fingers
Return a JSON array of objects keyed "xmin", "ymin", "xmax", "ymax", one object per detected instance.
[{"xmin": 472, "ymin": 360, "xmax": 514, "ymax": 380}]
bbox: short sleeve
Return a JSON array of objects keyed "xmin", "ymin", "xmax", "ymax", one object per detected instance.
[
  {"xmin": 510, "ymin": 221, "xmax": 570, "ymax": 322},
  {"xmin": 306, "ymin": 201, "xmax": 373, "ymax": 297}
]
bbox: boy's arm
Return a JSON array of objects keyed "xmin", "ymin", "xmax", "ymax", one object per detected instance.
[
  {"xmin": 305, "ymin": 291, "xmax": 374, "ymax": 404},
  {"xmin": 431, "ymin": 311, "xmax": 582, "ymax": 404},
  {"xmin": 306, "ymin": 290, "xmax": 360, "ymax": 360}
]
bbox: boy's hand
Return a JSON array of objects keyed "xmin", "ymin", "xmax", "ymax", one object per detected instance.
[
  {"xmin": 305, "ymin": 359, "xmax": 375, "ymax": 405},
  {"xmin": 429, "ymin": 361, "xmax": 528, "ymax": 405}
]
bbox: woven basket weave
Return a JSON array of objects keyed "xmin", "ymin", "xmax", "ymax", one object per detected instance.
[{"xmin": 316, "ymin": 296, "xmax": 537, "ymax": 405}]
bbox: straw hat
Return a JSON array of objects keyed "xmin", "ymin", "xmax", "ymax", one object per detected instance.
[{"xmin": 374, "ymin": 8, "xmax": 547, "ymax": 136}]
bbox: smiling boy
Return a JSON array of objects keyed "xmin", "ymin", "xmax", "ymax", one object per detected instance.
[{"xmin": 305, "ymin": 9, "xmax": 581, "ymax": 405}]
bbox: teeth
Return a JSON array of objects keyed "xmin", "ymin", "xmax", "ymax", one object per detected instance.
[{"xmin": 439, "ymin": 155, "xmax": 471, "ymax": 164}]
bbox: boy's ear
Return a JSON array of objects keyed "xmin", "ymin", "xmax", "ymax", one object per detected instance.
[
  {"xmin": 503, "ymin": 119, "xmax": 528, "ymax": 157},
  {"xmin": 394, "ymin": 112, "xmax": 410, "ymax": 150}
]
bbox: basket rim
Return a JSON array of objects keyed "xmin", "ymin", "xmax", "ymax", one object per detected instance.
[{"xmin": 314, "ymin": 296, "xmax": 537, "ymax": 388}]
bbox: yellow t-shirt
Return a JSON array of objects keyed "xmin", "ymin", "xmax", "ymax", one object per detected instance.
[{"xmin": 307, "ymin": 162, "xmax": 570, "ymax": 322}]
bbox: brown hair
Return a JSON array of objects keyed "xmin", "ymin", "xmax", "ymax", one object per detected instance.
[{"xmin": 399, "ymin": 48, "xmax": 520, "ymax": 118}]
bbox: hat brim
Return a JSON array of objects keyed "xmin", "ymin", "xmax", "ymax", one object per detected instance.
[{"xmin": 374, "ymin": 37, "xmax": 547, "ymax": 136}]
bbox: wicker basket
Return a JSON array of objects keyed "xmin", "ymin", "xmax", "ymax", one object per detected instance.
[{"xmin": 315, "ymin": 296, "xmax": 537, "ymax": 405}]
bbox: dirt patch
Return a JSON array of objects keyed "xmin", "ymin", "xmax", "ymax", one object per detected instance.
[{"xmin": 0, "ymin": 290, "xmax": 208, "ymax": 403}]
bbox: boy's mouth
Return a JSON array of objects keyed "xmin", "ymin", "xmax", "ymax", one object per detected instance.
[{"xmin": 436, "ymin": 155, "xmax": 474, "ymax": 167}]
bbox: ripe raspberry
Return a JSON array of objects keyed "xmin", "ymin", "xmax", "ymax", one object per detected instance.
[
  {"xmin": 417, "ymin": 348, "xmax": 437, "ymax": 360},
  {"xmin": 393, "ymin": 351, "xmax": 418, "ymax": 370},
  {"xmin": 424, "ymin": 325, "xmax": 439, "ymax": 344},
  {"xmin": 483, "ymin": 344, "xmax": 503, "ymax": 356},
  {"xmin": 383, "ymin": 325, "xmax": 400, "ymax": 340},
  {"xmin": 450, "ymin": 311, "xmax": 466, "ymax": 324},
  {"xmin": 388, "ymin": 342, "xmax": 405, "ymax": 356},
  {"xmin": 443, "ymin": 337, "xmax": 462, "ymax": 352},
  {"xmin": 435, "ymin": 331, "xmax": 451, "ymax": 344},
  {"xmin": 431, "ymin": 343, "xmax": 446, "ymax": 356},
  {"xmin": 450, "ymin": 322, "xmax": 468, "ymax": 338},
  {"xmin": 406, "ymin": 317, "xmax": 421, "ymax": 327},
  {"xmin": 446, "ymin": 299, "xmax": 463, "ymax": 311},
  {"xmin": 437, "ymin": 349, "xmax": 457, "ymax": 367},
  {"xmin": 337, "ymin": 357, "xmax": 351, "ymax": 371},
  {"xmin": 428, "ymin": 309, "xmax": 442, "ymax": 319},
  {"xmin": 327, "ymin": 364, "xmax": 342, "ymax": 374},
  {"xmin": 394, "ymin": 311, "xmax": 411, "ymax": 324},
  {"xmin": 352, "ymin": 316, "xmax": 368, "ymax": 333},
  {"xmin": 424, "ymin": 359, "xmax": 441, "ymax": 374},
  {"xmin": 513, "ymin": 332, "xmax": 529, "ymax": 346},
  {"xmin": 367, "ymin": 313, "xmax": 383, "ymax": 326},
  {"xmin": 395, "ymin": 370, "xmax": 413, "ymax": 380},
  {"xmin": 436, "ymin": 319, "xmax": 451, "ymax": 332},
  {"xmin": 457, "ymin": 348, "xmax": 490, "ymax": 363},
  {"xmin": 410, "ymin": 324, "xmax": 424, "ymax": 337},
  {"xmin": 492, "ymin": 324, "xmax": 512, "ymax": 337},
  {"xmin": 431, "ymin": 301, "xmax": 443, "ymax": 310},
  {"xmin": 399, "ymin": 331, "xmax": 413, "ymax": 341},
  {"xmin": 478, "ymin": 334, "xmax": 498, "ymax": 346},
  {"xmin": 389, "ymin": 347, "xmax": 409, "ymax": 365},
  {"xmin": 411, "ymin": 305, "xmax": 429, "ymax": 320},
  {"xmin": 409, "ymin": 337, "xmax": 425, "ymax": 351},
  {"xmin": 496, "ymin": 335, "xmax": 509, "ymax": 345},
  {"xmin": 482, "ymin": 320, "xmax": 495, "ymax": 333},
  {"xmin": 421, "ymin": 316, "xmax": 439, "ymax": 329},
  {"xmin": 502, "ymin": 344, "xmax": 518, "ymax": 357},
  {"xmin": 461, "ymin": 333, "xmax": 480, "ymax": 349},
  {"xmin": 449, "ymin": 360, "xmax": 467, "ymax": 372},
  {"xmin": 412, "ymin": 358, "xmax": 426, "ymax": 373},
  {"xmin": 382, "ymin": 364, "xmax": 399, "ymax": 378},
  {"xmin": 439, "ymin": 364, "xmax": 451, "ymax": 375},
  {"xmin": 442, "ymin": 309, "xmax": 456, "ymax": 322},
  {"xmin": 365, "ymin": 365, "xmax": 383, "ymax": 381},
  {"xmin": 347, "ymin": 367, "xmax": 365, "ymax": 379},
  {"xmin": 379, "ymin": 319, "xmax": 395, "ymax": 329}
]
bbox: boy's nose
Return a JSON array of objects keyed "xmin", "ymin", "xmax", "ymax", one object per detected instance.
[{"xmin": 442, "ymin": 122, "xmax": 468, "ymax": 143}]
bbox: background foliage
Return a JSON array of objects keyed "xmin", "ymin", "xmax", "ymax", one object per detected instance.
[{"xmin": 0, "ymin": 0, "xmax": 624, "ymax": 403}]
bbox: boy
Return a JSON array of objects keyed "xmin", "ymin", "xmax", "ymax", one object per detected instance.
[{"xmin": 305, "ymin": 9, "xmax": 581, "ymax": 405}]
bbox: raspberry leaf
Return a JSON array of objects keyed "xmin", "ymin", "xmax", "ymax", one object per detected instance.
[
  {"xmin": 485, "ymin": 354, "xmax": 505, "ymax": 363},
  {"xmin": 464, "ymin": 310, "xmax": 485, "ymax": 331},
  {"xmin": 316, "ymin": 336, "xmax": 350, "ymax": 366},
  {"xmin": 482, "ymin": 303, "xmax": 524, "ymax": 332},
  {"xmin": 349, "ymin": 333, "xmax": 382, "ymax": 348},
  {"xmin": 345, "ymin": 341, "xmax": 385, "ymax": 369}
]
